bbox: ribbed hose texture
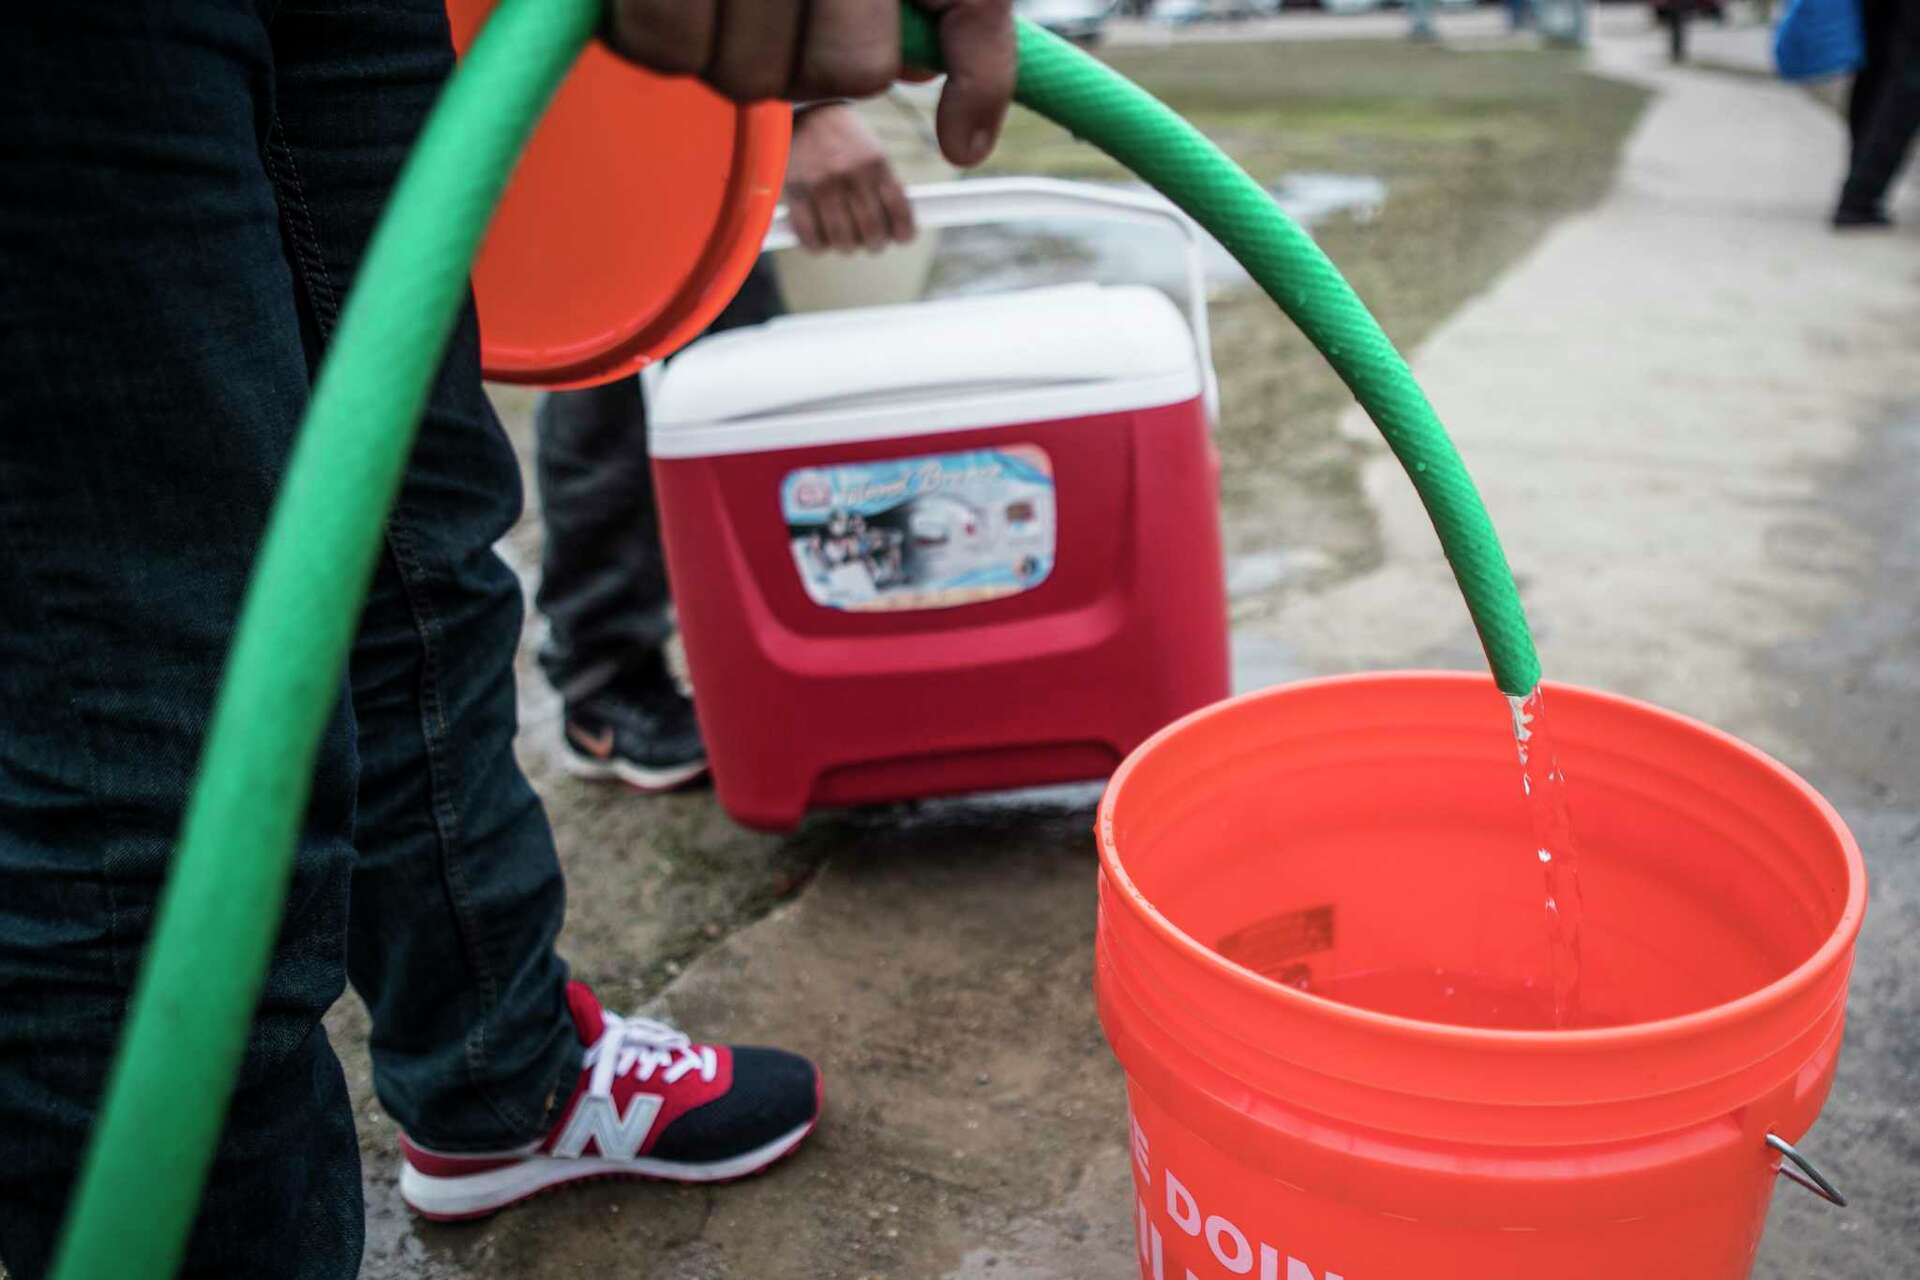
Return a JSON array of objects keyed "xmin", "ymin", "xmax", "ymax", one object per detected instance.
[{"xmin": 905, "ymin": 14, "xmax": 1541, "ymax": 695}]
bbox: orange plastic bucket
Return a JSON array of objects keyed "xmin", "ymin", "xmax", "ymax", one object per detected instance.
[
  {"xmin": 445, "ymin": 1, "xmax": 790, "ymax": 387},
  {"xmin": 1095, "ymin": 672, "xmax": 1865, "ymax": 1280}
]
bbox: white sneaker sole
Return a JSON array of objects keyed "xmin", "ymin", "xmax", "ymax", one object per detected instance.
[
  {"xmin": 400, "ymin": 1120, "xmax": 815, "ymax": 1221},
  {"xmin": 558, "ymin": 742, "xmax": 709, "ymax": 794}
]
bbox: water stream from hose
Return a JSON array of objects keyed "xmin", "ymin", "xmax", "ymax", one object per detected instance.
[{"xmin": 1512, "ymin": 687, "xmax": 1589, "ymax": 1026}]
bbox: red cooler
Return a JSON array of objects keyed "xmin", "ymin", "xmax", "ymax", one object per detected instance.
[{"xmin": 649, "ymin": 180, "xmax": 1229, "ymax": 831}]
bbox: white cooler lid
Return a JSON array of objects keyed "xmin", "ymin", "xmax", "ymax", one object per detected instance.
[{"xmin": 649, "ymin": 283, "xmax": 1202, "ymax": 459}]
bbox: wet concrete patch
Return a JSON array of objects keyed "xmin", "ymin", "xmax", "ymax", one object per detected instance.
[
  {"xmin": 1232, "ymin": 628, "xmax": 1314, "ymax": 693},
  {"xmin": 923, "ymin": 174, "xmax": 1387, "ymax": 304},
  {"xmin": 1227, "ymin": 546, "xmax": 1340, "ymax": 602}
]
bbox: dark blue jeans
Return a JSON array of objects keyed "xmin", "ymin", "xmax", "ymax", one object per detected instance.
[{"xmin": 0, "ymin": 4, "xmax": 579, "ymax": 1276}]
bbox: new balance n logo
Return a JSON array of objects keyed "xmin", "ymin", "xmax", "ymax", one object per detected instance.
[{"xmin": 551, "ymin": 1092, "xmax": 665, "ymax": 1160}]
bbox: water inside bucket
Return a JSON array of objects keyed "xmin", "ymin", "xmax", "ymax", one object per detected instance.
[
  {"xmin": 1291, "ymin": 966, "xmax": 1614, "ymax": 1030},
  {"xmin": 1173, "ymin": 686, "xmax": 1802, "ymax": 1032},
  {"xmin": 1210, "ymin": 687, "xmax": 1604, "ymax": 1032},
  {"xmin": 1281, "ymin": 688, "xmax": 1596, "ymax": 1031}
]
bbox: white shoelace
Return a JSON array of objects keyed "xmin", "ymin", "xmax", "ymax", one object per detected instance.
[{"xmin": 583, "ymin": 1011, "xmax": 719, "ymax": 1102}]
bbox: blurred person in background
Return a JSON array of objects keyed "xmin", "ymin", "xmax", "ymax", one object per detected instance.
[
  {"xmin": 1409, "ymin": 0, "xmax": 1439, "ymax": 42},
  {"xmin": 537, "ymin": 103, "xmax": 919, "ymax": 792},
  {"xmin": 1835, "ymin": 0, "xmax": 1920, "ymax": 226}
]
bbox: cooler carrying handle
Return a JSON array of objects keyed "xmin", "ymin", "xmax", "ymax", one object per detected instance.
[{"xmin": 761, "ymin": 176, "xmax": 1221, "ymax": 427}]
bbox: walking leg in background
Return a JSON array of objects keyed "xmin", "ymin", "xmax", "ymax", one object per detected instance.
[
  {"xmin": 1408, "ymin": 0, "xmax": 1440, "ymax": 42},
  {"xmin": 534, "ymin": 100, "xmax": 914, "ymax": 795},
  {"xmin": 1849, "ymin": 0, "xmax": 1895, "ymax": 166},
  {"xmin": 534, "ymin": 268, "xmax": 786, "ymax": 794},
  {"xmin": 1837, "ymin": 0, "xmax": 1920, "ymax": 225}
]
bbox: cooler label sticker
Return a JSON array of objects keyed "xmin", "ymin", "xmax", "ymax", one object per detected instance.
[{"xmin": 781, "ymin": 445, "xmax": 1056, "ymax": 612}]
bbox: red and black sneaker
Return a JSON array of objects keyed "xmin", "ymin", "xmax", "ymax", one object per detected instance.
[{"xmin": 398, "ymin": 982, "xmax": 821, "ymax": 1221}]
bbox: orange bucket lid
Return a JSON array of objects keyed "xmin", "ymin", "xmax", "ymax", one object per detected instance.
[{"xmin": 446, "ymin": 1, "xmax": 791, "ymax": 388}]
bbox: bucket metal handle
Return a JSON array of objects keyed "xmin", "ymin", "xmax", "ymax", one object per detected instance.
[
  {"xmin": 762, "ymin": 176, "xmax": 1221, "ymax": 428},
  {"xmin": 1766, "ymin": 1133, "xmax": 1847, "ymax": 1208}
]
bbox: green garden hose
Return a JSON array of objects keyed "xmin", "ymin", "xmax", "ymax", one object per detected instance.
[{"xmin": 50, "ymin": 5, "xmax": 1538, "ymax": 1276}]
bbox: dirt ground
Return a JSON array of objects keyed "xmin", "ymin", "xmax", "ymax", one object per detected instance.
[{"xmin": 322, "ymin": 19, "xmax": 1919, "ymax": 1280}]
